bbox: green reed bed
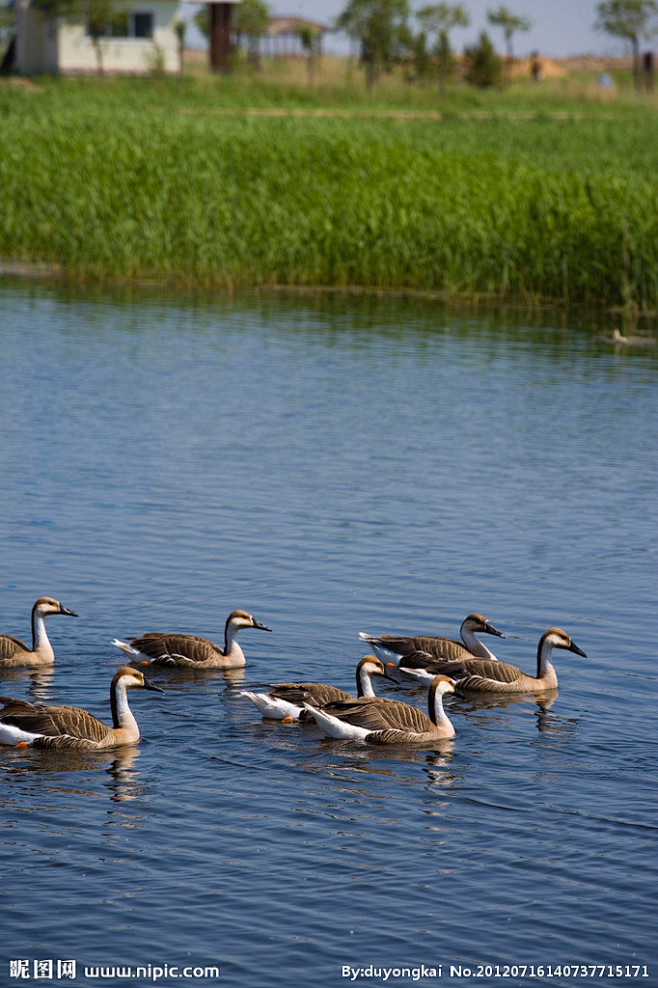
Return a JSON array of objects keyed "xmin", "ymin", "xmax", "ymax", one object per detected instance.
[{"xmin": 1, "ymin": 81, "xmax": 657, "ymax": 309}]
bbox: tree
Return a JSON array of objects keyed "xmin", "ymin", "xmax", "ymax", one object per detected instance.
[
  {"xmin": 487, "ymin": 5, "xmax": 532, "ymax": 82},
  {"xmin": 595, "ymin": 0, "xmax": 658, "ymax": 90},
  {"xmin": 173, "ymin": 17, "xmax": 186, "ymax": 78},
  {"xmin": 74, "ymin": 0, "xmax": 129, "ymax": 75},
  {"xmin": 464, "ymin": 30, "xmax": 503, "ymax": 87},
  {"xmin": 41, "ymin": 0, "xmax": 130, "ymax": 75},
  {"xmin": 234, "ymin": 0, "xmax": 270, "ymax": 68},
  {"xmin": 416, "ymin": 3, "xmax": 470, "ymax": 95},
  {"xmin": 409, "ymin": 28, "xmax": 433, "ymax": 83},
  {"xmin": 296, "ymin": 23, "xmax": 322, "ymax": 87},
  {"xmin": 336, "ymin": 0, "xmax": 410, "ymax": 92}
]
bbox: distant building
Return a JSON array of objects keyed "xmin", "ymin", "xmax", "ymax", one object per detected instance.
[
  {"xmin": 15, "ymin": 0, "xmax": 182, "ymax": 75},
  {"xmin": 262, "ymin": 16, "xmax": 328, "ymax": 58}
]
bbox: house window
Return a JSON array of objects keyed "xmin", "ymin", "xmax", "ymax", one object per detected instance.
[
  {"xmin": 87, "ymin": 11, "xmax": 154, "ymax": 39},
  {"xmin": 132, "ymin": 13, "xmax": 154, "ymax": 38}
]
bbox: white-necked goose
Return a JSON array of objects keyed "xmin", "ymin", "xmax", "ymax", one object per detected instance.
[
  {"xmin": 0, "ymin": 666, "xmax": 164, "ymax": 750},
  {"xmin": 113, "ymin": 609, "xmax": 271, "ymax": 669},
  {"xmin": 359, "ymin": 612, "xmax": 504, "ymax": 666},
  {"xmin": 240, "ymin": 655, "xmax": 389, "ymax": 722},
  {"xmin": 0, "ymin": 597, "xmax": 78, "ymax": 668},
  {"xmin": 422, "ymin": 627, "xmax": 586, "ymax": 693},
  {"xmin": 305, "ymin": 674, "xmax": 456, "ymax": 744}
]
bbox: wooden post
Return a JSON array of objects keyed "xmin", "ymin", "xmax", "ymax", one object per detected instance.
[{"xmin": 209, "ymin": 2, "xmax": 233, "ymax": 73}]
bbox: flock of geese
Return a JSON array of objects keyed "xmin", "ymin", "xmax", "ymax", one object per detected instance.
[{"xmin": 0, "ymin": 598, "xmax": 587, "ymax": 751}]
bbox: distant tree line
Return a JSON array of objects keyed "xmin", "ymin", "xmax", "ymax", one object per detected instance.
[
  {"xmin": 226, "ymin": 0, "xmax": 658, "ymax": 93},
  {"xmin": 333, "ymin": 0, "xmax": 658, "ymax": 92}
]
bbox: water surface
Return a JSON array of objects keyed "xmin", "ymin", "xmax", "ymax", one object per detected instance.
[{"xmin": 0, "ymin": 280, "xmax": 656, "ymax": 987}]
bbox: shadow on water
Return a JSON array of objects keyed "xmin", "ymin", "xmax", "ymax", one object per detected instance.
[{"xmin": 127, "ymin": 662, "xmax": 246, "ymax": 690}]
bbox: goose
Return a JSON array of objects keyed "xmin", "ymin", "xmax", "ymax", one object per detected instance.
[
  {"xmin": 359, "ymin": 612, "xmax": 504, "ymax": 666},
  {"xmin": 305, "ymin": 674, "xmax": 456, "ymax": 745},
  {"xmin": 240, "ymin": 655, "xmax": 389, "ymax": 722},
  {"xmin": 112, "ymin": 609, "xmax": 271, "ymax": 669},
  {"xmin": 599, "ymin": 328, "xmax": 655, "ymax": 346},
  {"xmin": 0, "ymin": 597, "xmax": 78, "ymax": 668},
  {"xmin": 0, "ymin": 666, "xmax": 164, "ymax": 750},
  {"xmin": 415, "ymin": 627, "xmax": 586, "ymax": 693}
]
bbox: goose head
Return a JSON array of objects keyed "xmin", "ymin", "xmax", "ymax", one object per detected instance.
[
  {"xmin": 429, "ymin": 674, "xmax": 456, "ymax": 698},
  {"xmin": 359, "ymin": 655, "xmax": 400, "ymax": 683},
  {"xmin": 542, "ymin": 627, "xmax": 587, "ymax": 658},
  {"xmin": 463, "ymin": 613, "xmax": 504, "ymax": 638},
  {"xmin": 226, "ymin": 610, "xmax": 272, "ymax": 633},
  {"xmin": 34, "ymin": 597, "xmax": 78, "ymax": 618},
  {"xmin": 112, "ymin": 666, "xmax": 165, "ymax": 693}
]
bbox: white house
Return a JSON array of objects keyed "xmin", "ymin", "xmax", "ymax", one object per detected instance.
[{"xmin": 15, "ymin": 0, "xmax": 182, "ymax": 75}]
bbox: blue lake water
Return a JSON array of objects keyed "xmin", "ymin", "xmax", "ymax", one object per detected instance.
[{"xmin": 0, "ymin": 278, "xmax": 656, "ymax": 988}]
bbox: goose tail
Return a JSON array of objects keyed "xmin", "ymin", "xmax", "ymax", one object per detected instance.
[{"xmin": 303, "ymin": 703, "xmax": 369, "ymax": 740}]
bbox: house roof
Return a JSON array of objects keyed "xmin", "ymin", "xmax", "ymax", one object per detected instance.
[{"xmin": 265, "ymin": 17, "xmax": 328, "ymax": 37}]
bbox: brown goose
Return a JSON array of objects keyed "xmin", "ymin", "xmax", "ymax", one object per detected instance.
[
  {"xmin": 112, "ymin": 609, "xmax": 271, "ymax": 669},
  {"xmin": 305, "ymin": 674, "xmax": 456, "ymax": 744},
  {"xmin": 413, "ymin": 627, "xmax": 586, "ymax": 693},
  {"xmin": 0, "ymin": 666, "xmax": 164, "ymax": 750},
  {"xmin": 359, "ymin": 612, "xmax": 504, "ymax": 666},
  {"xmin": 240, "ymin": 655, "xmax": 389, "ymax": 722},
  {"xmin": 0, "ymin": 597, "xmax": 78, "ymax": 668}
]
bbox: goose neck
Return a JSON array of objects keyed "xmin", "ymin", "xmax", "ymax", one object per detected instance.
[
  {"xmin": 536, "ymin": 636, "xmax": 555, "ymax": 679},
  {"xmin": 31, "ymin": 607, "xmax": 53, "ymax": 659},
  {"xmin": 110, "ymin": 680, "xmax": 139, "ymax": 735},
  {"xmin": 428, "ymin": 684, "xmax": 454, "ymax": 736},
  {"xmin": 461, "ymin": 627, "xmax": 496, "ymax": 660},
  {"xmin": 223, "ymin": 619, "xmax": 245, "ymax": 662},
  {"xmin": 356, "ymin": 667, "xmax": 375, "ymax": 698}
]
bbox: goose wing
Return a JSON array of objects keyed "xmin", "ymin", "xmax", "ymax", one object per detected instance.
[
  {"xmin": 365, "ymin": 728, "xmax": 439, "ymax": 745},
  {"xmin": 447, "ymin": 658, "xmax": 524, "ymax": 691},
  {"xmin": 46, "ymin": 704, "xmax": 112, "ymax": 743},
  {"xmin": 366, "ymin": 634, "xmax": 470, "ymax": 662},
  {"xmin": 270, "ymin": 683, "xmax": 353, "ymax": 706},
  {"xmin": 0, "ymin": 635, "xmax": 30, "ymax": 661},
  {"xmin": 130, "ymin": 633, "xmax": 221, "ymax": 665},
  {"xmin": 0, "ymin": 697, "xmax": 62, "ymax": 735},
  {"xmin": 321, "ymin": 697, "xmax": 433, "ymax": 734},
  {"xmin": 0, "ymin": 698, "xmax": 110, "ymax": 743},
  {"xmin": 409, "ymin": 636, "xmax": 472, "ymax": 661}
]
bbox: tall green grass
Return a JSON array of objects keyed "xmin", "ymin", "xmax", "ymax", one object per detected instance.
[{"xmin": 0, "ymin": 76, "xmax": 657, "ymax": 309}]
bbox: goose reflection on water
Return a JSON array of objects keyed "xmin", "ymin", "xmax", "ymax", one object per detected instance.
[
  {"xmin": 1, "ymin": 745, "xmax": 146, "ymax": 806},
  {"xmin": 0, "ymin": 665, "xmax": 56, "ymax": 703}
]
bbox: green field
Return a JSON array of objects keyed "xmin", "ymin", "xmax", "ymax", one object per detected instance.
[{"xmin": 1, "ymin": 63, "xmax": 657, "ymax": 310}]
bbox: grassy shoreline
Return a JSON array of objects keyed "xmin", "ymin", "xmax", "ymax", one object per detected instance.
[{"xmin": 1, "ymin": 64, "xmax": 657, "ymax": 312}]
